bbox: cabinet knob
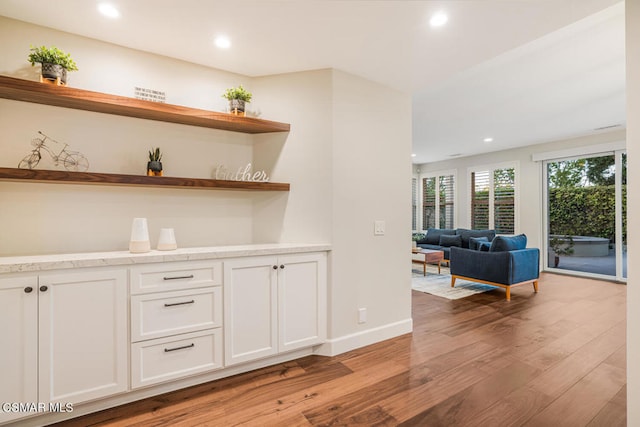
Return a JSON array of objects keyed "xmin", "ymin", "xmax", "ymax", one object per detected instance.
[
  {"xmin": 24, "ymin": 286, "xmax": 33, "ymax": 293},
  {"xmin": 40, "ymin": 285, "xmax": 48, "ymax": 292},
  {"xmin": 280, "ymin": 265, "xmax": 285, "ymax": 269},
  {"xmin": 273, "ymin": 265, "xmax": 278, "ymax": 270}
]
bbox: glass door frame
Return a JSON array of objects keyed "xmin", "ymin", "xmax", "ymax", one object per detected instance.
[{"xmin": 541, "ymin": 150, "xmax": 627, "ymax": 282}]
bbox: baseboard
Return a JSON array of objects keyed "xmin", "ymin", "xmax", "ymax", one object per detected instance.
[{"xmin": 314, "ymin": 317, "xmax": 413, "ymax": 357}]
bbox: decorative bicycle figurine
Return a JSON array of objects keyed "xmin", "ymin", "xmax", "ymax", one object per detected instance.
[{"xmin": 18, "ymin": 131, "xmax": 89, "ymax": 172}]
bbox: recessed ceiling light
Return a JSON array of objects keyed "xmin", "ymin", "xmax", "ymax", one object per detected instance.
[
  {"xmin": 214, "ymin": 36, "xmax": 231, "ymax": 49},
  {"xmin": 98, "ymin": 3, "xmax": 120, "ymax": 18},
  {"xmin": 430, "ymin": 11, "xmax": 448, "ymax": 27},
  {"xmin": 483, "ymin": 137, "xmax": 494, "ymax": 143},
  {"xmin": 411, "ymin": 153, "xmax": 417, "ymax": 158}
]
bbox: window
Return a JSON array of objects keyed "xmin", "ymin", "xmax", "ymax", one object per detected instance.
[
  {"xmin": 422, "ymin": 177, "xmax": 436, "ymax": 229},
  {"xmin": 412, "ymin": 178, "xmax": 417, "ymax": 230},
  {"xmin": 470, "ymin": 165, "xmax": 517, "ymax": 233},
  {"xmin": 421, "ymin": 172, "xmax": 455, "ymax": 230},
  {"xmin": 471, "ymin": 171, "xmax": 489, "ymax": 230},
  {"xmin": 439, "ymin": 175, "xmax": 455, "ymax": 229},
  {"xmin": 494, "ymin": 168, "xmax": 515, "ymax": 234}
]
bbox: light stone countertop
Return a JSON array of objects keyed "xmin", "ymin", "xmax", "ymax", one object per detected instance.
[{"xmin": 0, "ymin": 243, "xmax": 332, "ymax": 274}]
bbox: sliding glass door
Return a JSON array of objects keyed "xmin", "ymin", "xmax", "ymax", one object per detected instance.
[{"xmin": 544, "ymin": 151, "xmax": 626, "ymax": 280}]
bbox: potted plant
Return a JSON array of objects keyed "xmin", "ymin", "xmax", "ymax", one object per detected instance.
[
  {"xmin": 28, "ymin": 45, "xmax": 79, "ymax": 86},
  {"xmin": 147, "ymin": 147, "xmax": 163, "ymax": 176},
  {"xmin": 412, "ymin": 232, "xmax": 425, "ymax": 248},
  {"xmin": 549, "ymin": 235, "xmax": 574, "ymax": 267},
  {"xmin": 222, "ymin": 85, "xmax": 252, "ymax": 116}
]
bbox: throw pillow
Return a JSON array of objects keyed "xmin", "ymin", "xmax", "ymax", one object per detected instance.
[
  {"xmin": 439, "ymin": 234, "xmax": 462, "ymax": 247},
  {"xmin": 455, "ymin": 228, "xmax": 496, "ymax": 249},
  {"xmin": 479, "ymin": 242, "xmax": 491, "ymax": 251},
  {"xmin": 469, "ymin": 236, "xmax": 489, "ymax": 250},
  {"xmin": 425, "ymin": 228, "xmax": 456, "ymax": 245},
  {"xmin": 489, "ymin": 234, "xmax": 527, "ymax": 252}
]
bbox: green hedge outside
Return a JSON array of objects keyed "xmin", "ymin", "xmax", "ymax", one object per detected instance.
[{"xmin": 548, "ymin": 185, "xmax": 626, "ymax": 244}]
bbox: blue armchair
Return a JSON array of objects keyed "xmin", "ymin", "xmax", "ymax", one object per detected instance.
[{"xmin": 449, "ymin": 235, "xmax": 540, "ymax": 301}]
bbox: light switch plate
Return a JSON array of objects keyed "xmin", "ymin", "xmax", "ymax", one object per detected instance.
[
  {"xmin": 358, "ymin": 308, "xmax": 367, "ymax": 324},
  {"xmin": 374, "ymin": 220, "xmax": 385, "ymax": 236}
]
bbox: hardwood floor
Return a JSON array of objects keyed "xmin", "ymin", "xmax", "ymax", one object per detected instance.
[{"xmin": 58, "ymin": 272, "xmax": 626, "ymax": 427}]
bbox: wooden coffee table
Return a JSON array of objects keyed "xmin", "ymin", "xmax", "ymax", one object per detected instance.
[{"xmin": 412, "ymin": 248, "xmax": 445, "ymax": 276}]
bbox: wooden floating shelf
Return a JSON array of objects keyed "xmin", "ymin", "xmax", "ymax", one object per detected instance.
[
  {"xmin": 0, "ymin": 75, "xmax": 290, "ymax": 134},
  {"xmin": 0, "ymin": 168, "xmax": 290, "ymax": 192}
]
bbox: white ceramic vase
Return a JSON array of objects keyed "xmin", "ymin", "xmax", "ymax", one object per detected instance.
[{"xmin": 129, "ymin": 218, "xmax": 151, "ymax": 253}]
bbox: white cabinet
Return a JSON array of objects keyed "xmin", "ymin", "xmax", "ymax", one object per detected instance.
[
  {"xmin": 131, "ymin": 329, "xmax": 222, "ymax": 388},
  {"xmin": 0, "ymin": 246, "xmax": 328, "ymax": 425},
  {"xmin": 130, "ymin": 261, "xmax": 224, "ymax": 389},
  {"xmin": 0, "ymin": 268, "xmax": 128, "ymax": 424},
  {"xmin": 129, "ymin": 260, "xmax": 222, "ymax": 294},
  {"xmin": 38, "ymin": 269, "xmax": 128, "ymax": 405},
  {"xmin": 278, "ymin": 253, "xmax": 327, "ymax": 352},
  {"xmin": 0, "ymin": 275, "xmax": 38, "ymax": 425},
  {"xmin": 224, "ymin": 252, "xmax": 327, "ymax": 366},
  {"xmin": 223, "ymin": 256, "xmax": 279, "ymax": 365}
]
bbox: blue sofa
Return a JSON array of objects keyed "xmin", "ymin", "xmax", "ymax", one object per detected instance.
[
  {"xmin": 416, "ymin": 228, "xmax": 496, "ymax": 262},
  {"xmin": 449, "ymin": 234, "xmax": 540, "ymax": 301}
]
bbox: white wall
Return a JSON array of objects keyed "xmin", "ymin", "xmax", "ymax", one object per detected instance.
[
  {"xmin": 253, "ymin": 69, "xmax": 414, "ymax": 352},
  {"xmin": 625, "ymin": 1, "xmax": 639, "ymax": 424},
  {"xmin": 329, "ymin": 70, "xmax": 412, "ymax": 344},
  {"xmin": 416, "ymin": 129, "xmax": 625, "ymax": 251},
  {"xmin": 251, "ymin": 69, "xmax": 334, "ymax": 244},
  {"xmin": 0, "ymin": 17, "xmax": 257, "ymax": 256},
  {"xmin": 0, "ymin": 17, "xmax": 413, "ymax": 353}
]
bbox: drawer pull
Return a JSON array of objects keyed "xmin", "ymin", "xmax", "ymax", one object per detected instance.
[
  {"xmin": 164, "ymin": 343, "xmax": 195, "ymax": 353},
  {"xmin": 164, "ymin": 300, "xmax": 195, "ymax": 307},
  {"xmin": 163, "ymin": 274, "xmax": 195, "ymax": 281}
]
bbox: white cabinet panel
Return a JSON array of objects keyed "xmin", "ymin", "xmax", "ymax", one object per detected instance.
[
  {"xmin": 0, "ymin": 275, "xmax": 38, "ymax": 424},
  {"xmin": 38, "ymin": 268, "xmax": 128, "ymax": 404},
  {"xmin": 131, "ymin": 287, "xmax": 222, "ymax": 342},
  {"xmin": 130, "ymin": 261, "xmax": 222, "ymax": 294},
  {"xmin": 223, "ymin": 256, "xmax": 278, "ymax": 366},
  {"xmin": 278, "ymin": 253, "xmax": 327, "ymax": 352},
  {"xmin": 131, "ymin": 329, "xmax": 223, "ymax": 389},
  {"xmin": 224, "ymin": 252, "xmax": 327, "ymax": 366}
]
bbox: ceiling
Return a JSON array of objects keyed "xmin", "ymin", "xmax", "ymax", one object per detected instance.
[{"xmin": 0, "ymin": 0, "xmax": 626, "ymax": 163}]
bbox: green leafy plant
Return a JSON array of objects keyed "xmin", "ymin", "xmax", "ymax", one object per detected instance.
[
  {"xmin": 148, "ymin": 147, "xmax": 162, "ymax": 162},
  {"xmin": 28, "ymin": 45, "xmax": 79, "ymax": 71},
  {"xmin": 412, "ymin": 232, "xmax": 426, "ymax": 242},
  {"xmin": 222, "ymin": 85, "xmax": 252, "ymax": 102},
  {"xmin": 549, "ymin": 185, "xmax": 625, "ymax": 244}
]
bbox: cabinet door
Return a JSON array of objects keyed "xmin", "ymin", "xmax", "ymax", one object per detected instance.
[
  {"xmin": 278, "ymin": 253, "xmax": 327, "ymax": 352},
  {"xmin": 38, "ymin": 268, "xmax": 128, "ymax": 404},
  {"xmin": 224, "ymin": 256, "xmax": 278, "ymax": 366},
  {"xmin": 0, "ymin": 275, "xmax": 38, "ymax": 424}
]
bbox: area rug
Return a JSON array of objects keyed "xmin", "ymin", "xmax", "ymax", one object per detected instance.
[{"xmin": 412, "ymin": 268, "xmax": 496, "ymax": 300}]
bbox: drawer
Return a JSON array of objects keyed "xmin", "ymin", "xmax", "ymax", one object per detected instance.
[
  {"xmin": 131, "ymin": 329, "xmax": 223, "ymax": 389},
  {"xmin": 130, "ymin": 261, "xmax": 222, "ymax": 294},
  {"xmin": 131, "ymin": 287, "xmax": 222, "ymax": 342}
]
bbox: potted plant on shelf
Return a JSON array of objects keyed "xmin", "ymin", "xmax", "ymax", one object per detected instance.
[
  {"xmin": 549, "ymin": 235, "xmax": 574, "ymax": 267},
  {"xmin": 147, "ymin": 147, "xmax": 163, "ymax": 176},
  {"xmin": 222, "ymin": 85, "xmax": 252, "ymax": 116},
  {"xmin": 28, "ymin": 45, "xmax": 79, "ymax": 86}
]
